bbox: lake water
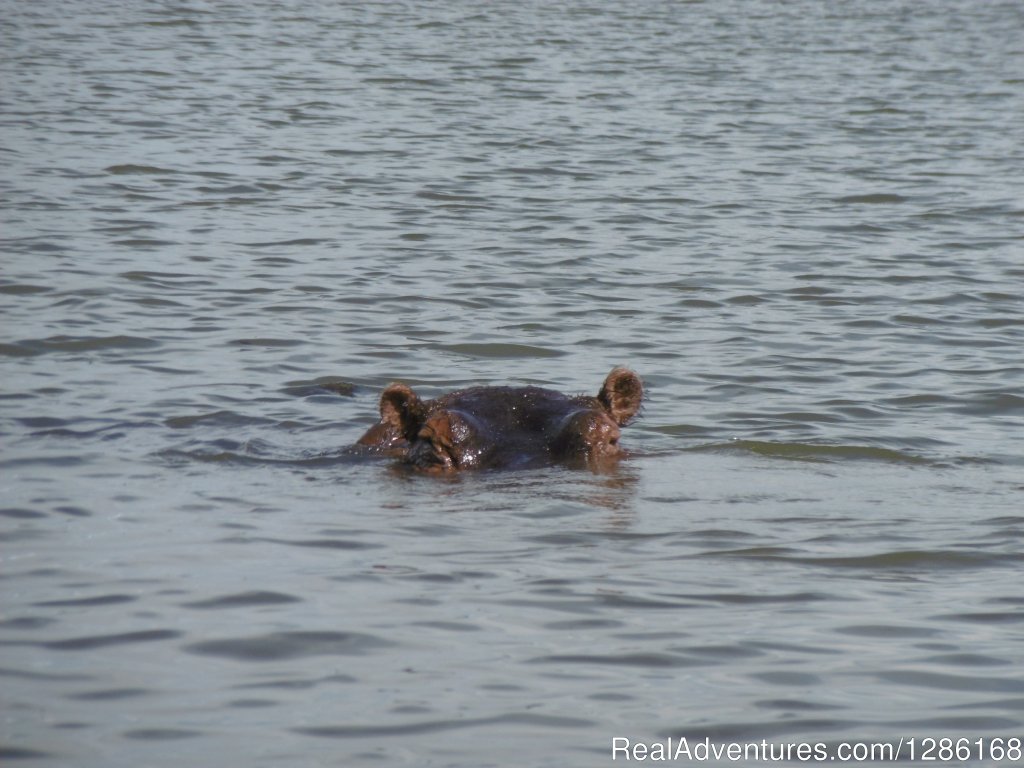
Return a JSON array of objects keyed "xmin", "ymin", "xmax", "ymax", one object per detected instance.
[{"xmin": 2, "ymin": 1, "xmax": 1023, "ymax": 765}]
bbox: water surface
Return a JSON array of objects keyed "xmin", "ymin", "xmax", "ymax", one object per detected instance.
[{"xmin": 2, "ymin": 1, "xmax": 1023, "ymax": 765}]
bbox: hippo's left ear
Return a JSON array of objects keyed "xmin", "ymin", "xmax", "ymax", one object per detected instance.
[
  {"xmin": 379, "ymin": 383, "xmax": 426, "ymax": 442},
  {"xmin": 598, "ymin": 367, "xmax": 643, "ymax": 426}
]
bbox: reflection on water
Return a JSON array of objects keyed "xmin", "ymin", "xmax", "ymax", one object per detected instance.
[{"xmin": 2, "ymin": 0, "xmax": 1023, "ymax": 765}]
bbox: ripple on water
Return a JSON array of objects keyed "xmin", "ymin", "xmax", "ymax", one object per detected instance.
[
  {"xmin": 4, "ymin": 335, "xmax": 162, "ymax": 356},
  {"xmin": 279, "ymin": 377, "xmax": 356, "ymax": 398},
  {"xmin": 183, "ymin": 631, "xmax": 394, "ymax": 661},
  {"xmin": 217, "ymin": 536, "xmax": 383, "ymax": 551},
  {"xmin": 32, "ymin": 594, "xmax": 136, "ymax": 608},
  {"xmin": 692, "ymin": 440, "xmax": 935, "ymax": 465},
  {"xmin": 0, "ymin": 508, "xmax": 48, "ymax": 520},
  {"xmin": 40, "ymin": 630, "xmax": 183, "ymax": 651},
  {"xmin": 180, "ymin": 590, "xmax": 302, "ymax": 609},
  {"xmin": 877, "ymin": 670, "xmax": 1024, "ymax": 695},
  {"xmin": 164, "ymin": 411, "xmax": 279, "ymax": 429},
  {"xmin": 293, "ymin": 712, "xmax": 595, "ymax": 739},
  {"xmin": 0, "ymin": 747, "xmax": 54, "ymax": 760},
  {"xmin": 701, "ymin": 548, "xmax": 1024, "ymax": 574},
  {"xmin": 531, "ymin": 652, "xmax": 704, "ymax": 669},
  {"xmin": 233, "ymin": 673, "xmax": 358, "ymax": 690},
  {"xmin": 104, "ymin": 164, "xmax": 177, "ymax": 175},
  {"xmin": 68, "ymin": 688, "xmax": 151, "ymax": 701},
  {"xmin": 122, "ymin": 728, "xmax": 203, "ymax": 741},
  {"xmin": 434, "ymin": 342, "xmax": 567, "ymax": 359}
]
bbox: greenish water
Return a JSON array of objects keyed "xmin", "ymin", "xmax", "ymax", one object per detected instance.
[{"xmin": 2, "ymin": 1, "xmax": 1023, "ymax": 765}]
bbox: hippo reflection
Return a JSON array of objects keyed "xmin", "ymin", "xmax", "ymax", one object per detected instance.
[{"xmin": 357, "ymin": 367, "xmax": 643, "ymax": 472}]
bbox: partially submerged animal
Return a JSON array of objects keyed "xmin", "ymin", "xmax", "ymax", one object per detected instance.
[{"xmin": 356, "ymin": 367, "xmax": 643, "ymax": 473}]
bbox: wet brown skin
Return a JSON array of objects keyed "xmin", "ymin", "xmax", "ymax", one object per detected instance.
[{"xmin": 356, "ymin": 367, "xmax": 643, "ymax": 473}]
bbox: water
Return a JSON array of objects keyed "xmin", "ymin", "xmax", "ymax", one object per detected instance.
[{"xmin": 2, "ymin": 1, "xmax": 1023, "ymax": 765}]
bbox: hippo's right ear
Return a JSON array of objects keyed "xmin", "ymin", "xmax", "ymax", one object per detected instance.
[
  {"xmin": 598, "ymin": 367, "xmax": 644, "ymax": 426},
  {"xmin": 379, "ymin": 383, "xmax": 426, "ymax": 441}
]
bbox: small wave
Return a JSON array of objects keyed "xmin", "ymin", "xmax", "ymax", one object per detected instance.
[
  {"xmin": 239, "ymin": 238, "xmax": 329, "ymax": 248},
  {"xmin": 218, "ymin": 536, "xmax": 382, "ymax": 551},
  {"xmin": 111, "ymin": 237, "xmax": 178, "ymax": 248},
  {"xmin": 0, "ymin": 342, "xmax": 39, "ymax": 358},
  {"xmin": 228, "ymin": 337, "xmax": 305, "ymax": 348},
  {"xmin": 695, "ymin": 440, "xmax": 931, "ymax": 465},
  {"xmin": 678, "ymin": 591, "xmax": 831, "ymax": 606},
  {"xmin": 180, "ymin": 591, "xmax": 302, "ymax": 609},
  {"xmin": 280, "ymin": 377, "xmax": 355, "ymax": 398},
  {"xmin": 0, "ymin": 454, "xmax": 95, "ymax": 469},
  {"xmin": 41, "ymin": 629, "xmax": 182, "ymax": 651},
  {"xmin": 159, "ymin": 448, "xmax": 261, "ymax": 466},
  {"xmin": 833, "ymin": 624, "xmax": 939, "ymax": 639},
  {"xmin": 0, "ymin": 283, "xmax": 52, "ymax": 295},
  {"xmin": 0, "ymin": 666, "xmax": 93, "ymax": 682},
  {"xmin": 831, "ymin": 193, "xmax": 909, "ymax": 204},
  {"xmin": 104, "ymin": 164, "xmax": 176, "ymax": 175},
  {"xmin": 0, "ymin": 508, "xmax": 47, "ymax": 519},
  {"xmin": 123, "ymin": 729, "xmax": 203, "ymax": 741},
  {"xmin": 119, "ymin": 270, "xmax": 208, "ymax": 285},
  {"xmin": 69, "ymin": 688, "xmax": 150, "ymax": 701},
  {"xmin": 32, "ymin": 594, "xmax": 135, "ymax": 608},
  {"xmin": 294, "ymin": 712, "xmax": 593, "ymax": 739},
  {"xmin": 934, "ymin": 611, "xmax": 1024, "ymax": 625},
  {"xmin": 183, "ymin": 631, "xmax": 393, "ymax": 661},
  {"xmin": 878, "ymin": 669, "xmax": 1024, "ymax": 694},
  {"xmin": 708, "ymin": 548, "xmax": 1022, "ymax": 572},
  {"xmin": 531, "ymin": 652, "xmax": 701, "ymax": 668},
  {"xmin": 434, "ymin": 342, "xmax": 565, "ymax": 359},
  {"xmin": 159, "ymin": 443, "xmax": 369, "ymax": 468},
  {"xmin": 663, "ymin": 717, "xmax": 850, "ymax": 743},
  {"xmin": 954, "ymin": 391, "xmax": 1024, "ymax": 416},
  {"xmin": 11, "ymin": 335, "xmax": 161, "ymax": 355},
  {"xmin": 0, "ymin": 747, "xmax": 53, "ymax": 760},
  {"xmin": 164, "ymin": 411, "xmax": 277, "ymax": 430},
  {"xmin": 235, "ymin": 674, "xmax": 357, "ymax": 691}
]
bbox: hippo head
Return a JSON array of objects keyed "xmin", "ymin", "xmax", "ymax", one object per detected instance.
[{"xmin": 362, "ymin": 367, "xmax": 643, "ymax": 473}]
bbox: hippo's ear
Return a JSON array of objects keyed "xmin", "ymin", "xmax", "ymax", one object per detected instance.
[
  {"xmin": 598, "ymin": 367, "xmax": 643, "ymax": 426},
  {"xmin": 379, "ymin": 383, "xmax": 426, "ymax": 441}
]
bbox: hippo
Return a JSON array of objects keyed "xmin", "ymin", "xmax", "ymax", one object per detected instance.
[{"xmin": 356, "ymin": 367, "xmax": 643, "ymax": 472}]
